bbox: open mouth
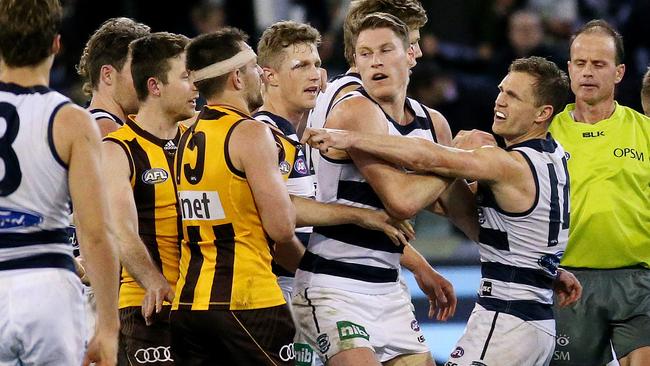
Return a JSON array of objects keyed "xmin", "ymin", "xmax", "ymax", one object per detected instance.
[
  {"xmin": 371, "ymin": 73, "xmax": 388, "ymax": 81},
  {"xmin": 494, "ymin": 110, "xmax": 506, "ymax": 121},
  {"xmin": 304, "ymin": 86, "xmax": 319, "ymax": 94}
]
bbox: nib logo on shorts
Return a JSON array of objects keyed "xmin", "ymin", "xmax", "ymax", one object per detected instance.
[{"xmin": 337, "ymin": 321, "xmax": 369, "ymax": 341}]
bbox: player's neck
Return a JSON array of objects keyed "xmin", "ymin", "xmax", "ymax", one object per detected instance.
[
  {"xmin": 207, "ymin": 91, "xmax": 251, "ymax": 116},
  {"xmin": 376, "ymin": 90, "xmax": 408, "ymax": 125},
  {"xmin": 0, "ymin": 61, "xmax": 51, "ymax": 87},
  {"xmin": 504, "ymin": 127, "xmax": 548, "ymax": 147},
  {"xmin": 260, "ymin": 95, "xmax": 307, "ymax": 130},
  {"xmin": 573, "ymin": 96, "xmax": 616, "ymax": 125},
  {"xmin": 87, "ymin": 91, "xmax": 128, "ymax": 123},
  {"xmin": 134, "ymin": 102, "xmax": 179, "ymax": 140}
]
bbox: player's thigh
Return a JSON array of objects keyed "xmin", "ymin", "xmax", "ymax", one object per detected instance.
[
  {"xmin": 327, "ymin": 347, "xmax": 381, "ymax": 366},
  {"xmin": 447, "ymin": 305, "xmax": 554, "ymax": 366},
  {"xmin": 551, "ymin": 269, "xmax": 613, "ymax": 366},
  {"xmin": 119, "ymin": 306, "xmax": 174, "ymax": 366},
  {"xmin": 383, "ymin": 352, "xmax": 435, "ymax": 366},
  {"xmin": 15, "ymin": 269, "xmax": 86, "ymax": 366},
  {"xmin": 292, "ymin": 287, "xmax": 377, "ymax": 364}
]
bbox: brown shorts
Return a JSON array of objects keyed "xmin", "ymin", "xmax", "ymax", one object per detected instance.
[
  {"xmin": 118, "ymin": 306, "xmax": 174, "ymax": 366},
  {"xmin": 170, "ymin": 304, "xmax": 296, "ymax": 366}
]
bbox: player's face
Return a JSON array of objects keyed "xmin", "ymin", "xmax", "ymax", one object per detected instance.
[
  {"xmin": 160, "ymin": 53, "xmax": 198, "ymax": 121},
  {"xmin": 243, "ymin": 58, "xmax": 264, "ymax": 112},
  {"xmin": 492, "ymin": 71, "xmax": 541, "ymax": 140},
  {"xmin": 355, "ymin": 27, "xmax": 414, "ymax": 102},
  {"xmin": 568, "ymin": 33, "xmax": 624, "ymax": 105},
  {"xmin": 642, "ymin": 94, "xmax": 650, "ymax": 117},
  {"xmin": 275, "ymin": 42, "xmax": 321, "ymax": 111},
  {"xmin": 114, "ymin": 53, "xmax": 140, "ymax": 114},
  {"xmin": 408, "ymin": 29, "xmax": 422, "ymax": 59}
]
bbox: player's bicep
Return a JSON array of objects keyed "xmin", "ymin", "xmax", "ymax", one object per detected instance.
[
  {"xmin": 427, "ymin": 108, "xmax": 453, "ymax": 147},
  {"xmin": 102, "ymin": 141, "xmax": 139, "ymax": 235}
]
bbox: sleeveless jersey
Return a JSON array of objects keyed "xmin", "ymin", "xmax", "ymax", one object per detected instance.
[
  {"xmin": 89, "ymin": 108, "xmax": 124, "ymax": 126},
  {"xmin": 475, "ymin": 134, "xmax": 569, "ymax": 335},
  {"xmin": 172, "ymin": 105, "xmax": 295, "ymax": 311},
  {"xmin": 0, "ymin": 82, "xmax": 75, "ymax": 272},
  {"xmin": 294, "ymin": 89, "xmax": 438, "ymax": 294},
  {"xmin": 104, "ymin": 117, "xmax": 182, "ymax": 308},
  {"xmin": 549, "ymin": 103, "xmax": 650, "ymax": 269}
]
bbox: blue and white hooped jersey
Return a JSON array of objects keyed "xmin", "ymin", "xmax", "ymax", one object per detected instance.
[
  {"xmin": 294, "ymin": 89, "xmax": 438, "ymax": 294},
  {"xmin": 89, "ymin": 108, "xmax": 124, "ymax": 126},
  {"xmin": 0, "ymin": 82, "xmax": 74, "ymax": 272},
  {"xmin": 476, "ymin": 133, "xmax": 570, "ymax": 335}
]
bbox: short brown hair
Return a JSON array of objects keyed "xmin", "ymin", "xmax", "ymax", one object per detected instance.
[
  {"xmin": 129, "ymin": 32, "xmax": 189, "ymax": 101},
  {"xmin": 570, "ymin": 19, "xmax": 624, "ymax": 65},
  {"xmin": 353, "ymin": 12, "xmax": 410, "ymax": 59},
  {"xmin": 77, "ymin": 17, "xmax": 150, "ymax": 97},
  {"xmin": 257, "ymin": 21, "xmax": 321, "ymax": 69},
  {"xmin": 642, "ymin": 68, "xmax": 650, "ymax": 100},
  {"xmin": 0, "ymin": 0, "xmax": 62, "ymax": 67},
  {"xmin": 344, "ymin": 0, "xmax": 427, "ymax": 66},
  {"xmin": 186, "ymin": 27, "xmax": 249, "ymax": 99},
  {"xmin": 509, "ymin": 56, "xmax": 570, "ymax": 122}
]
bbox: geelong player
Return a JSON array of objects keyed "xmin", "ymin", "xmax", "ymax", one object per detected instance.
[
  {"xmin": 0, "ymin": 0, "xmax": 119, "ymax": 364},
  {"xmin": 304, "ymin": 56, "xmax": 583, "ymax": 366}
]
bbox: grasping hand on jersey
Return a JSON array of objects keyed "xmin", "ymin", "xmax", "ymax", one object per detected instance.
[
  {"xmin": 301, "ymin": 127, "xmax": 355, "ymax": 153},
  {"xmin": 554, "ymin": 268, "xmax": 582, "ymax": 307},
  {"xmin": 357, "ymin": 209, "xmax": 416, "ymax": 246}
]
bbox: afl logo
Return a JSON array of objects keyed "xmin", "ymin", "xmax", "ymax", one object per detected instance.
[
  {"xmin": 294, "ymin": 157, "xmax": 308, "ymax": 175},
  {"xmin": 279, "ymin": 161, "xmax": 291, "ymax": 175},
  {"xmin": 142, "ymin": 168, "xmax": 169, "ymax": 184}
]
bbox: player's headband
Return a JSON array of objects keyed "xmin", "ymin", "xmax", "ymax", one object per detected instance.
[{"xmin": 191, "ymin": 48, "xmax": 257, "ymax": 82}]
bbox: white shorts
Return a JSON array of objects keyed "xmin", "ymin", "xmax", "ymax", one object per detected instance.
[
  {"xmin": 0, "ymin": 268, "xmax": 86, "ymax": 366},
  {"xmin": 445, "ymin": 304, "xmax": 554, "ymax": 366},
  {"xmin": 292, "ymin": 286, "xmax": 429, "ymax": 364}
]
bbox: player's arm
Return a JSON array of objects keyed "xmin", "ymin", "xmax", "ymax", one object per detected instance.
[
  {"xmin": 229, "ymin": 120, "xmax": 304, "ymax": 272},
  {"xmin": 323, "ymin": 97, "xmax": 451, "ymax": 220},
  {"xmin": 53, "ymin": 104, "xmax": 119, "ymax": 365},
  {"xmin": 102, "ymin": 140, "xmax": 174, "ymax": 325},
  {"xmin": 401, "ymin": 244, "xmax": 457, "ymax": 321},
  {"xmin": 95, "ymin": 117, "xmax": 121, "ymax": 137},
  {"xmin": 291, "ymin": 195, "xmax": 414, "ymax": 246}
]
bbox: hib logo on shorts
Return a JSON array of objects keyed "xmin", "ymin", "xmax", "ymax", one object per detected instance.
[
  {"xmin": 337, "ymin": 321, "xmax": 369, "ymax": 341},
  {"xmin": 178, "ymin": 191, "xmax": 226, "ymax": 221},
  {"xmin": 450, "ymin": 346, "xmax": 464, "ymax": 358},
  {"xmin": 294, "ymin": 343, "xmax": 314, "ymax": 366},
  {"xmin": 142, "ymin": 168, "xmax": 169, "ymax": 184},
  {"xmin": 0, "ymin": 207, "xmax": 42, "ymax": 229},
  {"xmin": 134, "ymin": 346, "xmax": 173, "ymax": 363}
]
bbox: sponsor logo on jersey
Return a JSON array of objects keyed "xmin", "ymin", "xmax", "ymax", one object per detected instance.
[
  {"xmin": 0, "ymin": 207, "xmax": 43, "ymax": 229},
  {"xmin": 163, "ymin": 140, "xmax": 177, "ymax": 151},
  {"xmin": 582, "ymin": 131, "xmax": 604, "ymax": 138},
  {"xmin": 337, "ymin": 321, "xmax": 369, "ymax": 341},
  {"xmin": 133, "ymin": 346, "xmax": 173, "ymax": 363},
  {"xmin": 279, "ymin": 343, "xmax": 295, "ymax": 362},
  {"xmin": 316, "ymin": 333, "xmax": 330, "ymax": 353},
  {"xmin": 417, "ymin": 335, "xmax": 426, "ymax": 343},
  {"xmin": 279, "ymin": 160, "xmax": 291, "ymax": 175},
  {"xmin": 450, "ymin": 346, "xmax": 464, "ymax": 358},
  {"xmin": 538, "ymin": 251, "xmax": 563, "ymax": 276},
  {"xmin": 178, "ymin": 191, "xmax": 226, "ymax": 220},
  {"xmin": 411, "ymin": 319, "xmax": 420, "ymax": 332},
  {"xmin": 294, "ymin": 343, "xmax": 314, "ymax": 366},
  {"xmin": 142, "ymin": 168, "xmax": 169, "ymax": 184},
  {"xmin": 294, "ymin": 157, "xmax": 308, "ymax": 175},
  {"xmin": 613, "ymin": 147, "xmax": 645, "ymax": 162},
  {"xmin": 480, "ymin": 280, "xmax": 493, "ymax": 296}
]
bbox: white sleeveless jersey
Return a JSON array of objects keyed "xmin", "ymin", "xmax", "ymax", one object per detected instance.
[
  {"xmin": 294, "ymin": 89, "xmax": 438, "ymax": 294},
  {"xmin": 89, "ymin": 108, "xmax": 124, "ymax": 126},
  {"xmin": 475, "ymin": 133, "xmax": 570, "ymax": 335},
  {"xmin": 0, "ymin": 82, "xmax": 74, "ymax": 270}
]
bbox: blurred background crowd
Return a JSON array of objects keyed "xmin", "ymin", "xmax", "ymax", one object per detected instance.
[{"xmin": 48, "ymin": 1, "xmax": 648, "ymax": 362}]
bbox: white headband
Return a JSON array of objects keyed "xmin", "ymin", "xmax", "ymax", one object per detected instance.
[{"xmin": 191, "ymin": 48, "xmax": 257, "ymax": 82}]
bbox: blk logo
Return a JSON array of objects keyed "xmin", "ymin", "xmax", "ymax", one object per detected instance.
[{"xmin": 582, "ymin": 131, "xmax": 604, "ymax": 138}]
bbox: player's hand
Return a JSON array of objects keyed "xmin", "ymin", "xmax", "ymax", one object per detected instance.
[
  {"xmin": 413, "ymin": 266, "xmax": 457, "ymax": 321},
  {"xmin": 356, "ymin": 209, "xmax": 415, "ymax": 246},
  {"xmin": 554, "ymin": 268, "xmax": 582, "ymax": 307},
  {"xmin": 301, "ymin": 128, "xmax": 354, "ymax": 153},
  {"xmin": 452, "ymin": 129, "xmax": 497, "ymax": 150},
  {"xmin": 83, "ymin": 328, "xmax": 118, "ymax": 366},
  {"xmin": 74, "ymin": 256, "xmax": 91, "ymax": 285},
  {"xmin": 141, "ymin": 275, "xmax": 174, "ymax": 326}
]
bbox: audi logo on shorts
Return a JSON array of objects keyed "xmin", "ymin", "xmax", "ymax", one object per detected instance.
[
  {"xmin": 279, "ymin": 343, "xmax": 295, "ymax": 361},
  {"xmin": 134, "ymin": 346, "xmax": 173, "ymax": 363}
]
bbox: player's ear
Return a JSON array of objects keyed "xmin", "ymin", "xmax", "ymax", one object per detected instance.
[
  {"xmin": 51, "ymin": 34, "xmax": 61, "ymax": 56},
  {"xmin": 535, "ymin": 104, "xmax": 553, "ymax": 124},
  {"xmin": 232, "ymin": 68, "xmax": 244, "ymax": 90},
  {"xmin": 262, "ymin": 67, "xmax": 278, "ymax": 87},
  {"xmin": 147, "ymin": 77, "xmax": 161, "ymax": 97},
  {"xmin": 614, "ymin": 63, "xmax": 625, "ymax": 84}
]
